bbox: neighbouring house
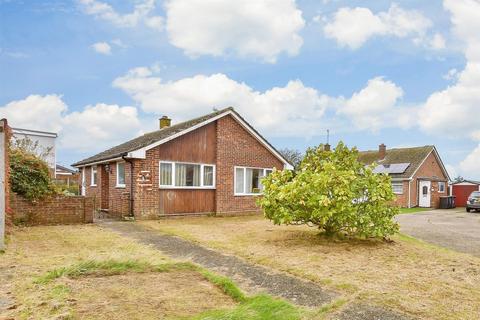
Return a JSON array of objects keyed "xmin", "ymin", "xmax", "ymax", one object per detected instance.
[
  {"xmin": 72, "ymin": 107, "xmax": 292, "ymax": 219},
  {"xmin": 55, "ymin": 164, "xmax": 80, "ymax": 187},
  {"xmin": 11, "ymin": 127, "xmax": 57, "ymax": 175},
  {"xmin": 451, "ymin": 180, "xmax": 480, "ymax": 207},
  {"xmin": 358, "ymin": 144, "xmax": 450, "ymax": 208}
]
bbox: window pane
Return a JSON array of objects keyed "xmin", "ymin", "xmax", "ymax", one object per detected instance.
[
  {"xmin": 92, "ymin": 165, "xmax": 97, "ymax": 185},
  {"xmin": 392, "ymin": 182, "xmax": 403, "ymax": 194},
  {"xmin": 235, "ymin": 168, "xmax": 244, "ymax": 193},
  {"xmin": 246, "ymin": 168, "xmax": 263, "ymax": 194},
  {"xmin": 117, "ymin": 162, "xmax": 125, "ymax": 185},
  {"xmin": 438, "ymin": 182, "xmax": 445, "ymax": 192},
  {"xmin": 203, "ymin": 166, "xmax": 214, "ymax": 186},
  {"xmin": 175, "ymin": 163, "xmax": 201, "ymax": 186},
  {"xmin": 160, "ymin": 163, "xmax": 172, "ymax": 185}
]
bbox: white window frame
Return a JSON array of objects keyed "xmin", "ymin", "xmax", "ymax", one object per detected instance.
[
  {"xmin": 391, "ymin": 182, "xmax": 404, "ymax": 195},
  {"xmin": 116, "ymin": 161, "xmax": 126, "ymax": 188},
  {"xmin": 158, "ymin": 161, "xmax": 216, "ymax": 189},
  {"xmin": 90, "ymin": 165, "xmax": 97, "ymax": 186},
  {"xmin": 234, "ymin": 166, "xmax": 273, "ymax": 196},
  {"xmin": 438, "ymin": 181, "xmax": 446, "ymax": 193}
]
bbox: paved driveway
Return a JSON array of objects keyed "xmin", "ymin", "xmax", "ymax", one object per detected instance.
[{"xmin": 396, "ymin": 208, "xmax": 480, "ymax": 257}]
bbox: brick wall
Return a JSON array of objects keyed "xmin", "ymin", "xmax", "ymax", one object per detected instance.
[
  {"xmin": 410, "ymin": 151, "xmax": 449, "ymax": 208},
  {"xmin": 215, "ymin": 115, "xmax": 284, "ymax": 214},
  {"xmin": 83, "ymin": 163, "xmax": 131, "ymax": 219},
  {"xmin": 11, "ymin": 193, "xmax": 94, "ymax": 226},
  {"xmin": 392, "ymin": 180, "xmax": 409, "ymax": 208}
]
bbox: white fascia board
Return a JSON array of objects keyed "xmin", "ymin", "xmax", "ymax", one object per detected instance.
[
  {"xmin": 129, "ymin": 110, "xmax": 292, "ymax": 168},
  {"xmin": 73, "ymin": 157, "xmax": 124, "ymax": 168}
]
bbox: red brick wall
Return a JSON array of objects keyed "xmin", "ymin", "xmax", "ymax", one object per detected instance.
[
  {"xmin": 410, "ymin": 151, "xmax": 449, "ymax": 208},
  {"xmin": 215, "ymin": 115, "xmax": 284, "ymax": 214},
  {"xmin": 391, "ymin": 181, "xmax": 409, "ymax": 208},
  {"xmin": 10, "ymin": 193, "xmax": 94, "ymax": 225}
]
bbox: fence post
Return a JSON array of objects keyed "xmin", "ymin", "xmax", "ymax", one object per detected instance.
[{"xmin": 0, "ymin": 120, "xmax": 6, "ymax": 250}]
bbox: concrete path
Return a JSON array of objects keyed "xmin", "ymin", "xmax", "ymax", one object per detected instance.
[
  {"xmin": 396, "ymin": 208, "xmax": 480, "ymax": 257},
  {"xmin": 100, "ymin": 220, "xmax": 409, "ymax": 320}
]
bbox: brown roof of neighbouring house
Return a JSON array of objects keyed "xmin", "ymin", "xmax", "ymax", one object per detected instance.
[
  {"xmin": 72, "ymin": 107, "xmax": 290, "ymax": 167},
  {"xmin": 358, "ymin": 145, "xmax": 435, "ymax": 179}
]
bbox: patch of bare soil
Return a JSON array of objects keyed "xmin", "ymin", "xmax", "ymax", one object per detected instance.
[{"xmin": 61, "ymin": 271, "xmax": 236, "ymax": 320}]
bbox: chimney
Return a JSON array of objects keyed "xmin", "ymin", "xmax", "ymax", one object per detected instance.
[
  {"xmin": 159, "ymin": 116, "xmax": 171, "ymax": 129},
  {"xmin": 324, "ymin": 143, "xmax": 331, "ymax": 152},
  {"xmin": 379, "ymin": 143, "xmax": 386, "ymax": 160}
]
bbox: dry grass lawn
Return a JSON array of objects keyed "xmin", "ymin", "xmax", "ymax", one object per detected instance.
[
  {"xmin": 140, "ymin": 215, "xmax": 480, "ymax": 320},
  {"xmin": 0, "ymin": 225, "xmax": 235, "ymax": 319}
]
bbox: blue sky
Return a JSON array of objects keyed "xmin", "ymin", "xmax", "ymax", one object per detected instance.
[{"xmin": 1, "ymin": 0, "xmax": 479, "ymax": 179}]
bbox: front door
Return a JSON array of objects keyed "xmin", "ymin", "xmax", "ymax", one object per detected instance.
[{"xmin": 419, "ymin": 180, "xmax": 431, "ymax": 207}]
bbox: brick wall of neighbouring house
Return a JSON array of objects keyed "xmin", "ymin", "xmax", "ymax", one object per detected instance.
[
  {"xmin": 410, "ymin": 151, "xmax": 449, "ymax": 208},
  {"xmin": 215, "ymin": 115, "xmax": 284, "ymax": 214},
  {"xmin": 392, "ymin": 180, "xmax": 410, "ymax": 208},
  {"xmin": 10, "ymin": 193, "xmax": 94, "ymax": 225}
]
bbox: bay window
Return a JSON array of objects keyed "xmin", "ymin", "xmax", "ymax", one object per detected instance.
[
  {"xmin": 234, "ymin": 167, "xmax": 273, "ymax": 195},
  {"xmin": 159, "ymin": 161, "xmax": 215, "ymax": 188}
]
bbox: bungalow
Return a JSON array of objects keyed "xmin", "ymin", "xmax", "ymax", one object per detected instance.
[
  {"xmin": 72, "ymin": 107, "xmax": 292, "ymax": 219},
  {"xmin": 358, "ymin": 144, "xmax": 450, "ymax": 208}
]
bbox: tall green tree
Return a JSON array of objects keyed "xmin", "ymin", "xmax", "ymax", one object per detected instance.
[{"xmin": 259, "ymin": 142, "xmax": 399, "ymax": 238}]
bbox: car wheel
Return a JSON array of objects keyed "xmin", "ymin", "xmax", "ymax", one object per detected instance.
[{"xmin": 466, "ymin": 207, "xmax": 471, "ymax": 212}]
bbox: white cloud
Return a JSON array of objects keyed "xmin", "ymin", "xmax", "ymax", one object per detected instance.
[
  {"xmin": 442, "ymin": 68, "xmax": 459, "ymax": 81},
  {"xmin": 337, "ymin": 77, "xmax": 413, "ymax": 131},
  {"xmin": 418, "ymin": 0, "xmax": 480, "ymax": 140},
  {"xmin": 165, "ymin": 0, "xmax": 305, "ymax": 63},
  {"xmin": 113, "ymin": 67, "xmax": 330, "ymax": 136},
  {"xmin": 0, "ymin": 94, "xmax": 67, "ymax": 132},
  {"xmin": 91, "ymin": 42, "xmax": 111, "ymax": 55},
  {"xmin": 323, "ymin": 3, "xmax": 432, "ymax": 49},
  {"xmin": 459, "ymin": 144, "xmax": 480, "ymax": 178},
  {"xmin": 430, "ymin": 33, "xmax": 446, "ymax": 50},
  {"xmin": 61, "ymin": 103, "xmax": 141, "ymax": 151},
  {"xmin": 0, "ymin": 95, "xmax": 141, "ymax": 154},
  {"xmin": 78, "ymin": 0, "xmax": 163, "ymax": 31}
]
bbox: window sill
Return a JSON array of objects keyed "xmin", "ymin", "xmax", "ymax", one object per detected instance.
[
  {"xmin": 234, "ymin": 193, "xmax": 263, "ymax": 197},
  {"xmin": 159, "ymin": 186, "xmax": 216, "ymax": 190},
  {"xmin": 90, "ymin": 184, "xmax": 97, "ymax": 187},
  {"xmin": 116, "ymin": 185, "xmax": 126, "ymax": 188}
]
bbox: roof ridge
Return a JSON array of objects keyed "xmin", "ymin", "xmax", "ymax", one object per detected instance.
[{"xmin": 72, "ymin": 106, "xmax": 235, "ymax": 166}]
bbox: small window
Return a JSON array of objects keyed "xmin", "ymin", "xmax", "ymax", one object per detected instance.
[
  {"xmin": 117, "ymin": 162, "xmax": 126, "ymax": 187},
  {"xmin": 160, "ymin": 162, "xmax": 173, "ymax": 186},
  {"xmin": 422, "ymin": 185, "xmax": 428, "ymax": 195},
  {"xmin": 235, "ymin": 167, "xmax": 272, "ymax": 195},
  {"xmin": 203, "ymin": 165, "xmax": 214, "ymax": 186},
  {"xmin": 391, "ymin": 182, "xmax": 403, "ymax": 194},
  {"xmin": 91, "ymin": 165, "xmax": 97, "ymax": 186},
  {"xmin": 438, "ymin": 182, "xmax": 446, "ymax": 193}
]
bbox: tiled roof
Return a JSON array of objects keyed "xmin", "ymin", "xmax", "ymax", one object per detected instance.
[
  {"xmin": 72, "ymin": 107, "xmax": 234, "ymax": 167},
  {"xmin": 358, "ymin": 145, "xmax": 434, "ymax": 179}
]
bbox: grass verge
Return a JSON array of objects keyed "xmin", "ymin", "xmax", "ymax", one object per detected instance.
[{"xmin": 398, "ymin": 207, "xmax": 431, "ymax": 214}]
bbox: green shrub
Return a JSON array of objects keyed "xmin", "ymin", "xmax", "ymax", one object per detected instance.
[
  {"xmin": 9, "ymin": 148, "xmax": 57, "ymax": 201},
  {"xmin": 259, "ymin": 142, "xmax": 399, "ymax": 238}
]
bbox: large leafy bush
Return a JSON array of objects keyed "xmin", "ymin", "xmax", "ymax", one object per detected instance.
[
  {"xmin": 9, "ymin": 147, "xmax": 57, "ymax": 201},
  {"xmin": 259, "ymin": 142, "xmax": 399, "ymax": 238}
]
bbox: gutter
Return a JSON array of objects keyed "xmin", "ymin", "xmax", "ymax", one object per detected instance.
[{"xmin": 122, "ymin": 154, "xmax": 135, "ymax": 218}]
